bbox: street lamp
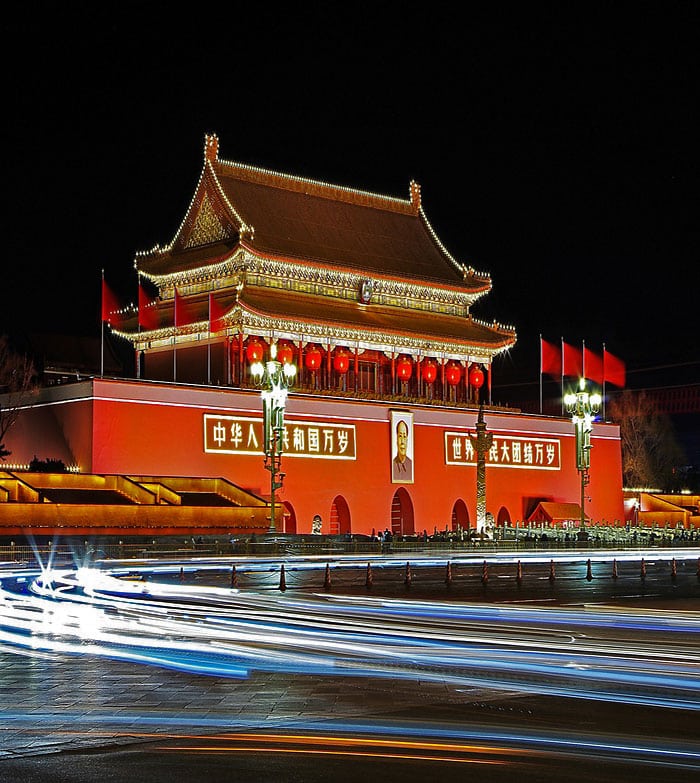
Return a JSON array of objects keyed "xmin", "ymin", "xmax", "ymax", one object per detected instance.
[
  {"xmin": 564, "ymin": 379, "xmax": 602, "ymax": 540},
  {"xmin": 249, "ymin": 343, "xmax": 297, "ymax": 532}
]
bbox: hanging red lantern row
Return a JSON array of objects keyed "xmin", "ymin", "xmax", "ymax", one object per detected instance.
[
  {"xmin": 445, "ymin": 361, "xmax": 462, "ymax": 386},
  {"xmin": 245, "ymin": 338, "xmax": 264, "ymax": 363},
  {"xmin": 276, "ymin": 341, "xmax": 294, "ymax": 365},
  {"xmin": 421, "ymin": 360, "xmax": 437, "ymax": 384},
  {"xmin": 469, "ymin": 364, "xmax": 485, "ymax": 389},
  {"xmin": 333, "ymin": 348, "xmax": 350, "ymax": 374},
  {"xmin": 396, "ymin": 355, "xmax": 413, "ymax": 381},
  {"xmin": 304, "ymin": 344, "xmax": 323, "ymax": 371}
]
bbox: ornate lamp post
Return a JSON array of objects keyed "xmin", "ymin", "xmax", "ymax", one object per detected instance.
[
  {"xmin": 249, "ymin": 343, "xmax": 297, "ymax": 532},
  {"xmin": 564, "ymin": 379, "xmax": 602, "ymax": 539}
]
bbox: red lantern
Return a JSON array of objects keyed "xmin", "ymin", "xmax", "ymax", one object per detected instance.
[
  {"xmin": 276, "ymin": 342, "xmax": 294, "ymax": 365},
  {"xmin": 245, "ymin": 338, "xmax": 264, "ymax": 363},
  {"xmin": 469, "ymin": 364, "xmax": 485, "ymax": 389},
  {"xmin": 333, "ymin": 349, "xmax": 350, "ymax": 374},
  {"xmin": 304, "ymin": 344, "xmax": 322, "ymax": 371},
  {"xmin": 421, "ymin": 360, "xmax": 437, "ymax": 384},
  {"xmin": 446, "ymin": 362, "xmax": 462, "ymax": 386},
  {"xmin": 396, "ymin": 355, "xmax": 412, "ymax": 381}
]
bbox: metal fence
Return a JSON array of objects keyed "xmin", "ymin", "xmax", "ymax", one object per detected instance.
[{"xmin": 1, "ymin": 525, "xmax": 698, "ymax": 566}]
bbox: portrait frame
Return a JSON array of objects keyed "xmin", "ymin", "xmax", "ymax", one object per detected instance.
[{"xmin": 390, "ymin": 409, "xmax": 414, "ymax": 484}]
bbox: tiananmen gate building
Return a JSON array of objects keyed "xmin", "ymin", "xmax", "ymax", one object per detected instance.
[{"xmin": 1, "ymin": 134, "xmax": 624, "ymax": 538}]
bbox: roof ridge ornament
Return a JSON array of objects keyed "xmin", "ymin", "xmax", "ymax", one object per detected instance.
[
  {"xmin": 409, "ymin": 180, "xmax": 421, "ymax": 211},
  {"xmin": 205, "ymin": 133, "xmax": 219, "ymax": 162}
]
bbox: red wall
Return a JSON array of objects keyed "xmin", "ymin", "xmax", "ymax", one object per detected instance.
[{"xmin": 8, "ymin": 378, "xmax": 625, "ymax": 535}]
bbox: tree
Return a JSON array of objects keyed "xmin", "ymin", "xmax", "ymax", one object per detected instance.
[
  {"xmin": 607, "ymin": 389, "xmax": 686, "ymax": 491},
  {"xmin": 0, "ymin": 335, "xmax": 38, "ymax": 461}
]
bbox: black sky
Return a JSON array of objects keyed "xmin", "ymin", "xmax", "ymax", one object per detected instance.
[{"xmin": 2, "ymin": 7, "xmax": 698, "ymax": 399}]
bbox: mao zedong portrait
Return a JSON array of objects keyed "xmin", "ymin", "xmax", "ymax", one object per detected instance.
[{"xmin": 392, "ymin": 418, "xmax": 413, "ymax": 482}]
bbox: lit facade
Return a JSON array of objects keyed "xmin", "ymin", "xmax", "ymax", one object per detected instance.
[{"xmin": 1, "ymin": 135, "xmax": 625, "ymax": 535}]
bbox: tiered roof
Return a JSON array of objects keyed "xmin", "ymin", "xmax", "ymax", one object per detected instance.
[{"xmin": 120, "ymin": 134, "xmax": 516, "ymax": 362}]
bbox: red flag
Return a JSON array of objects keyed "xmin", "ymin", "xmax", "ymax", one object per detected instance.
[
  {"xmin": 583, "ymin": 346, "xmax": 603, "ymax": 384},
  {"xmin": 138, "ymin": 283, "xmax": 159, "ymax": 330},
  {"xmin": 562, "ymin": 341, "xmax": 583, "ymax": 377},
  {"xmin": 604, "ymin": 348, "xmax": 626, "ymax": 387},
  {"xmin": 101, "ymin": 278, "xmax": 122, "ymax": 325},
  {"xmin": 208, "ymin": 293, "xmax": 227, "ymax": 332},
  {"xmin": 540, "ymin": 337, "xmax": 561, "ymax": 378}
]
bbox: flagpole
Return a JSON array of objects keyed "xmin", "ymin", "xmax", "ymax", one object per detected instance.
[
  {"xmin": 560, "ymin": 336, "xmax": 564, "ymax": 415},
  {"xmin": 602, "ymin": 342, "xmax": 607, "ymax": 420},
  {"xmin": 100, "ymin": 269, "xmax": 105, "ymax": 378},
  {"xmin": 173, "ymin": 288, "xmax": 178, "ymax": 383},
  {"xmin": 207, "ymin": 294, "xmax": 212, "ymax": 385},
  {"xmin": 539, "ymin": 334, "xmax": 543, "ymax": 414}
]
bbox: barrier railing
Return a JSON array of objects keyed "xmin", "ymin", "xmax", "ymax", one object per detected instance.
[{"xmin": 1, "ymin": 528, "xmax": 698, "ymax": 566}]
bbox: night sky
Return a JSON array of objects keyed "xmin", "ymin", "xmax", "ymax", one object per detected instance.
[{"xmin": 2, "ymin": 7, "xmax": 698, "ymax": 405}]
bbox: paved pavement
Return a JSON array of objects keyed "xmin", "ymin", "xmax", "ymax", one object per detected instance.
[
  {"xmin": 0, "ymin": 645, "xmax": 518, "ymax": 759},
  {"xmin": 1, "ymin": 554, "xmax": 698, "ymax": 781}
]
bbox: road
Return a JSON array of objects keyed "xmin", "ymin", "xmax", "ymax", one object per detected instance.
[{"xmin": 0, "ymin": 550, "xmax": 698, "ymax": 781}]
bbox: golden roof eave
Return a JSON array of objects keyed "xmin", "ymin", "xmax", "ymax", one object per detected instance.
[{"xmin": 115, "ymin": 285, "xmax": 516, "ymax": 362}]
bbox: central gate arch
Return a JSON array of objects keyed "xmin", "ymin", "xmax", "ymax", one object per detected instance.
[{"xmin": 390, "ymin": 488, "xmax": 414, "ymax": 537}]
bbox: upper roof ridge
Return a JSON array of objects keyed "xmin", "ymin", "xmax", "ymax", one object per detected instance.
[{"xmin": 204, "ymin": 132, "xmax": 419, "ymax": 216}]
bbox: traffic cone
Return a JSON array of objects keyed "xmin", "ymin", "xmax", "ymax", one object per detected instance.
[
  {"xmin": 549, "ymin": 560, "xmax": 556, "ymax": 581},
  {"xmin": 640, "ymin": 558, "xmax": 646, "ymax": 580},
  {"xmin": 324, "ymin": 562, "xmax": 331, "ymax": 589},
  {"xmin": 481, "ymin": 560, "xmax": 488, "ymax": 585},
  {"xmin": 586, "ymin": 559, "xmax": 592, "ymax": 581},
  {"xmin": 366, "ymin": 562, "xmax": 373, "ymax": 589},
  {"xmin": 516, "ymin": 560, "xmax": 522, "ymax": 584},
  {"xmin": 279, "ymin": 563, "xmax": 286, "ymax": 592},
  {"xmin": 231, "ymin": 564, "xmax": 238, "ymax": 587},
  {"xmin": 445, "ymin": 561, "xmax": 452, "ymax": 586},
  {"xmin": 612, "ymin": 559, "xmax": 618, "ymax": 580},
  {"xmin": 671, "ymin": 558, "xmax": 677, "ymax": 581},
  {"xmin": 404, "ymin": 561, "xmax": 412, "ymax": 587}
]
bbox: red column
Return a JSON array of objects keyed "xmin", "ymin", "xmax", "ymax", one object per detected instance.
[
  {"xmin": 236, "ymin": 333, "xmax": 242, "ymax": 386},
  {"xmin": 327, "ymin": 341, "xmax": 332, "ymax": 389}
]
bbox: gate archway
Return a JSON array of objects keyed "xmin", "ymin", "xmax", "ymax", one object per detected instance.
[
  {"xmin": 390, "ymin": 487, "xmax": 415, "ymax": 537},
  {"xmin": 283, "ymin": 502, "xmax": 296, "ymax": 534},
  {"xmin": 496, "ymin": 506, "xmax": 511, "ymax": 527},
  {"xmin": 329, "ymin": 495, "xmax": 351, "ymax": 535},
  {"xmin": 450, "ymin": 499, "xmax": 470, "ymax": 532}
]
